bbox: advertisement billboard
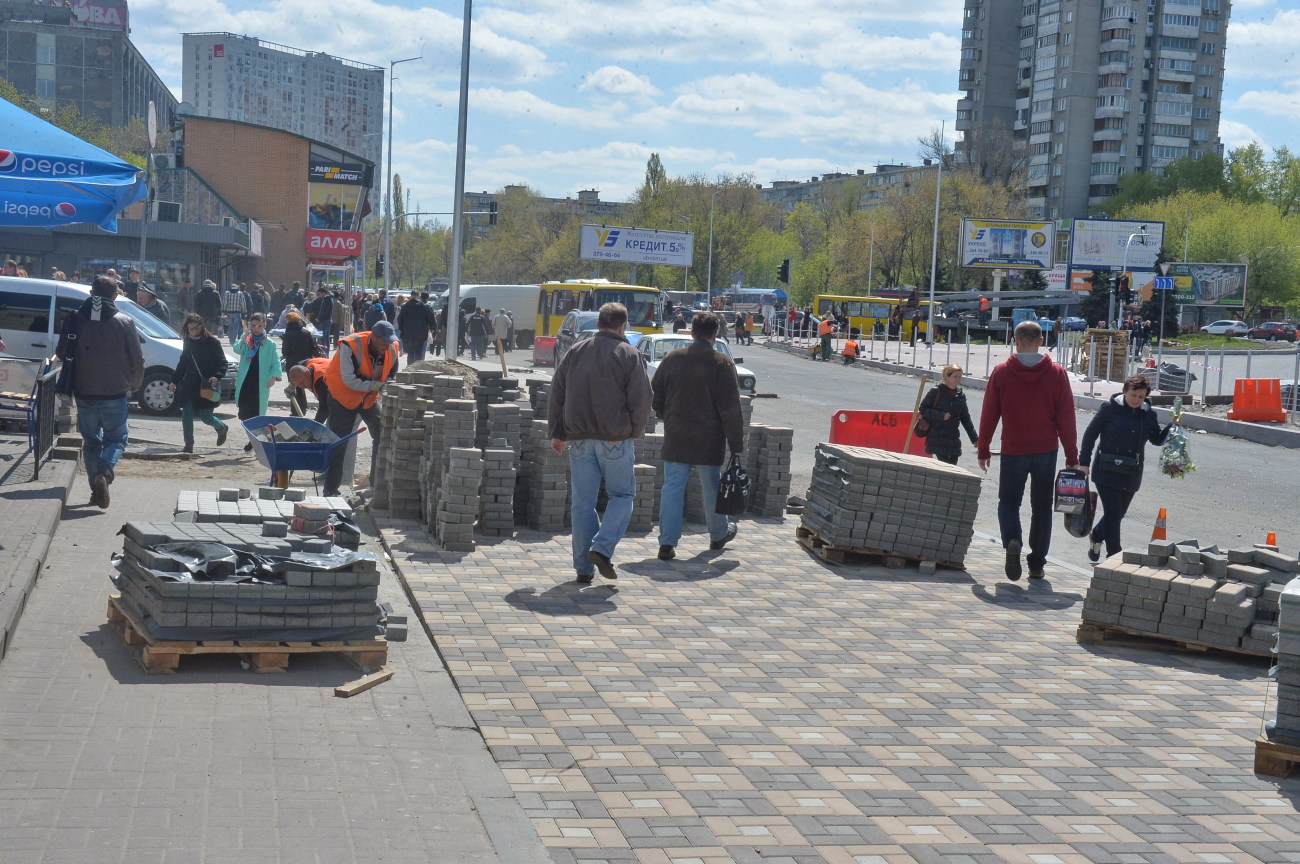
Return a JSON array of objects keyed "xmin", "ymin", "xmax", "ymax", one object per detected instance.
[
  {"xmin": 1069, "ymin": 219, "xmax": 1165, "ymax": 272},
  {"xmin": 579, "ymin": 224, "xmax": 693, "ymax": 267},
  {"xmin": 71, "ymin": 0, "xmax": 128, "ymax": 30},
  {"xmin": 960, "ymin": 219, "xmax": 1055, "ymax": 270},
  {"xmin": 305, "ymin": 229, "xmax": 361, "ymax": 259},
  {"xmin": 1165, "ymin": 262, "xmax": 1248, "ymax": 306}
]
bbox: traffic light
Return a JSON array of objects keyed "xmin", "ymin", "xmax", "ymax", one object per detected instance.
[
  {"xmin": 488, "ymin": 201, "xmax": 498, "ymax": 226},
  {"xmin": 375, "ymin": 254, "xmax": 385, "ymax": 278},
  {"xmin": 1116, "ymin": 274, "xmax": 1131, "ymax": 305},
  {"xmin": 777, "ymin": 258, "xmax": 790, "ymax": 284}
]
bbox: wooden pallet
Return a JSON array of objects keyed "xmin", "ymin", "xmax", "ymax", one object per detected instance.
[
  {"xmin": 794, "ymin": 525, "xmax": 961, "ymax": 570},
  {"xmin": 106, "ymin": 595, "xmax": 388, "ymax": 675},
  {"xmin": 1255, "ymin": 736, "xmax": 1300, "ymax": 779},
  {"xmin": 1076, "ymin": 621, "xmax": 1272, "ymax": 659}
]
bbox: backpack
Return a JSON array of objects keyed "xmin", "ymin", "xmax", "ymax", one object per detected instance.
[{"xmin": 331, "ymin": 295, "xmax": 350, "ymax": 328}]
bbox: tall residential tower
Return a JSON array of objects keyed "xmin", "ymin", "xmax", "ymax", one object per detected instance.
[{"xmin": 955, "ymin": 0, "xmax": 1231, "ymax": 219}]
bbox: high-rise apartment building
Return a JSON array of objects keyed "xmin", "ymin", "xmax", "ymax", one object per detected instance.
[
  {"xmin": 955, "ymin": 0, "xmax": 1231, "ymax": 220},
  {"xmin": 181, "ymin": 33, "xmax": 382, "ymax": 191},
  {"xmin": 0, "ymin": 0, "xmax": 176, "ymax": 128}
]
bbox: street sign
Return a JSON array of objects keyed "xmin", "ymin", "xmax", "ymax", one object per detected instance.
[
  {"xmin": 1158, "ymin": 262, "xmax": 1171, "ymax": 276},
  {"xmin": 1154, "ymin": 276, "xmax": 1175, "ymax": 291}
]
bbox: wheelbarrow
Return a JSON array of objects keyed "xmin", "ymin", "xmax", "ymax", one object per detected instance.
[{"xmin": 241, "ymin": 415, "xmax": 366, "ymax": 492}]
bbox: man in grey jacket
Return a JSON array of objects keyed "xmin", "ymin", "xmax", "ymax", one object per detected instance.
[
  {"xmin": 548, "ymin": 303, "xmax": 653, "ymax": 583},
  {"xmin": 56, "ymin": 275, "xmax": 145, "ymax": 508}
]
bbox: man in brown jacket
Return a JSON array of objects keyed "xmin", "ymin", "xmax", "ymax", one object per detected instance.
[
  {"xmin": 651, "ymin": 311, "xmax": 744, "ymax": 560},
  {"xmin": 548, "ymin": 303, "xmax": 653, "ymax": 583}
]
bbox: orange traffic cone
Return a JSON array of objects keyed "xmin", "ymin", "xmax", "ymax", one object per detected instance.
[
  {"xmin": 1266, "ymin": 531, "xmax": 1278, "ymax": 548},
  {"xmin": 1151, "ymin": 508, "xmax": 1167, "ymax": 541}
]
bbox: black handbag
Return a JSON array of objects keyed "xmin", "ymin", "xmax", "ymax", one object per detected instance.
[
  {"xmin": 715, "ymin": 454, "xmax": 751, "ymax": 516},
  {"xmin": 1095, "ymin": 451, "xmax": 1139, "ymax": 473},
  {"xmin": 54, "ymin": 317, "xmax": 78, "ymax": 397}
]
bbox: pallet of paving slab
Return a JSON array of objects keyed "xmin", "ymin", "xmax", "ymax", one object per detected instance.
[
  {"xmin": 106, "ymin": 595, "xmax": 388, "ymax": 675},
  {"xmin": 1075, "ymin": 620, "xmax": 1271, "ymax": 659},
  {"xmin": 1255, "ymin": 736, "xmax": 1300, "ymax": 779},
  {"xmin": 794, "ymin": 525, "xmax": 962, "ymax": 570}
]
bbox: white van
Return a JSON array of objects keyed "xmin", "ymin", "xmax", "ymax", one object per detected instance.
[
  {"xmin": 453, "ymin": 284, "xmax": 541, "ymax": 348},
  {"xmin": 0, "ymin": 276, "xmax": 237, "ymax": 415}
]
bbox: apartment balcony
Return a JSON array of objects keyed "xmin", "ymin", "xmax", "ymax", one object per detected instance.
[
  {"xmin": 1093, "ymin": 128, "xmax": 1125, "ymax": 142},
  {"xmin": 1094, "ymin": 104, "xmax": 1128, "ymax": 119},
  {"xmin": 1156, "ymin": 68, "xmax": 1194, "ymax": 85},
  {"xmin": 1100, "ymin": 35, "xmax": 1133, "ymax": 49}
]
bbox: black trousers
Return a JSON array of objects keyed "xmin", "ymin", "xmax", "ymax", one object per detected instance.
[
  {"xmin": 1090, "ymin": 481, "xmax": 1139, "ymax": 557},
  {"xmin": 323, "ymin": 393, "xmax": 381, "ymax": 495}
]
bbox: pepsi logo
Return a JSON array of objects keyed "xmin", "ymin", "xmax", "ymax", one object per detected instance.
[
  {"xmin": 55, "ymin": 203, "xmax": 77, "ymax": 218},
  {"xmin": 0, "ymin": 150, "xmax": 15, "ymax": 172}
]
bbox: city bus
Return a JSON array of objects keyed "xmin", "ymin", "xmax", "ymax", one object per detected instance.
[
  {"xmin": 813, "ymin": 294, "xmax": 940, "ymax": 340},
  {"xmin": 715, "ymin": 290, "xmax": 782, "ymax": 315},
  {"xmin": 537, "ymin": 280, "xmax": 664, "ymax": 338}
]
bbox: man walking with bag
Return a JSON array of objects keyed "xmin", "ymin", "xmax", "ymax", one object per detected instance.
[
  {"xmin": 548, "ymin": 303, "xmax": 652, "ymax": 583},
  {"xmin": 651, "ymin": 310, "xmax": 744, "ymax": 559}
]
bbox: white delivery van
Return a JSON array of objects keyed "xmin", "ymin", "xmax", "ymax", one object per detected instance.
[
  {"xmin": 453, "ymin": 284, "xmax": 541, "ymax": 348},
  {"xmin": 0, "ymin": 276, "xmax": 237, "ymax": 415}
]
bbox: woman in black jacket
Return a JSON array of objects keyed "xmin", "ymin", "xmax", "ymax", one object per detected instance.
[
  {"xmin": 919, "ymin": 364, "xmax": 978, "ymax": 464},
  {"xmin": 170, "ymin": 314, "xmax": 229, "ymax": 453},
  {"xmin": 279, "ymin": 311, "xmax": 319, "ymax": 416},
  {"xmin": 1079, "ymin": 374, "xmax": 1174, "ymax": 562}
]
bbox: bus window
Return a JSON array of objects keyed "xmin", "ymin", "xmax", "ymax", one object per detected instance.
[
  {"xmin": 848, "ymin": 301, "xmax": 864, "ymax": 317},
  {"xmin": 816, "ymin": 299, "xmax": 834, "ymax": 316},
  {"xmin": 554, "ymin": 290, "xmax": 579, "ymax": 316}
]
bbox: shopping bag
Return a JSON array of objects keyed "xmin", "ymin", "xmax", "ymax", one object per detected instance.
[
  {"xmin": 1063, "ymin": 487, "xmax": 1098, "ymax": 538},
  {"xmin": 714, "ymin": 454, "xmax": 750, "ymax": 516},
  {"xmin": 1053, "ymin": 468, "xmax": 1088, "ymax": 515}
]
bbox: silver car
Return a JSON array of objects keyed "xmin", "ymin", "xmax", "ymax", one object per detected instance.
[{"xmin": 637, "ymin": 333, "xmax": 757, "ymax": 395}]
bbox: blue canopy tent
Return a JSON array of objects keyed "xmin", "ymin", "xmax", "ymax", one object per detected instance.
[{"xmin": 0, "ymin": 98, "xmax": 146, "ymax": 232}]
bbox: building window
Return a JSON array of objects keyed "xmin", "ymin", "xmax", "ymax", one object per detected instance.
[
  {"xmin": 1203, "ymin": 18, "xmax": 1218, "ymax": 31},
  {"xmin": 1193, "ymin": 128, "xmax": 1209, "ymax": 141},
  {"xmin": 1163, "ymin": 13, "xmax": 1201, "ymax": 27},
  {"xmin": 1195, "ymin": 106, "xmax": 1211, "ymax": 119},
  {"xmin": 1201, "ymin": 42, "xmax": 1217, "ymax": 54},
  {"xmin": 1197, "ymin": 85, "xmax": 1213, "ymax": 98}
]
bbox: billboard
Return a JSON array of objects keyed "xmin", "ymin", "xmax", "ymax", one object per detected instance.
[
  {"xmin": 579, "ymin": 224, "xmax": 693, "ymax": 267},
  {"xmin": 960, "ymin": 219, "xmax": 1055, "ymax": 270},
  {"xmin": 305, "ymin": 229, "xmax": 361, "ymax": 259},
  {"xmin": 71, "ymin": 0, "xmax": 128, "ymax": 30},
  {"xmin": 1161, "ymin": 262, "xmax": 1248, "ymax": 307},
  {"xmin": 1069, "ymin": 218, "xmax": 1165, "ymax": 272}
]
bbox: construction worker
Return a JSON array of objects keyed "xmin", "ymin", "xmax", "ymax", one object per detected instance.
[
  {"xmin": 842, "ymin": 337, "xmax": 859, "ymax": 366},
  {"xmin": 978, "ymin": 295, "xmax": 991, "ymax": 326},
  {"xmin": 286, "ymin": 357, "xmax": 332, "ymax": 423},
  {"xmin": 322, "ymin": 320, "xmax": 399, "ymax": 496},
  {"xmin": 816, "ymin": 315, "xmax": 835, "ymax": 361}
]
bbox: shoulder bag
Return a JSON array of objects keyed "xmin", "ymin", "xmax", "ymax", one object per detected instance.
[
  {"xmin": 195, "ymin": 350, "xmax": 221, "ymax": 402},
  {"xmin": 55, "ymin": 315, "xmax": 79, "ymax": 397},
  {"xmin": 1095, "ymin": 451, "xmax": 1138, "ymax": 473}
]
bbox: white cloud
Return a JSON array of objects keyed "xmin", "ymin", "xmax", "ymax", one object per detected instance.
[
  {"xmin": 580, "ymin": 66, "xmax": 660, "ymax": 100},
  {"xmin": 1228, "ymin": 80, "xmax": 1300, "ymax": 120},
  {"xmin": 1218, "ymin": 119, "xmax": 1267, "ymax": 150},
  {"xmin": 1226, "ymin": 9, "xmax": 1300, "ymax": 79},
  {"xmin": 470, "ymin": 88, "xmax": 624, "ymax": 129}
]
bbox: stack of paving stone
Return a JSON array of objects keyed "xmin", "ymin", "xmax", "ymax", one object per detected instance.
[
  {"xmin": 174, "ymin": 488, "xmax": 352, "ymax": 524},
  {"xmin": 526, "ymin": 378, "xmax": 550, "ymax": 419},
  {"xmin": 630, "ymin": 463, "xmax": 657, "ymax": 533},
  {"xmin": 527, "ymin": 419, "xmax": 569, "ymax": 531},
  {"xmin": 471, "ymin": 372, "xmax": 519, "ymax": 448},
  {"xmin": 745, "ymin": 425, "xmax": 794, "ymax": 517},
  {"xmin": 1081, "ymin": 538, "xmax": 1298, "ymax": 651},
  {"xmin": 485, "ymin": 402, "xmax": 524, "ymax": 461},
  {"xmin": 512, "ymin": 403, "xmax": 537, "ymax": 525},
  {"xmin": 802, "ymin": 444, "xmax": 980, "ymax": 567},
  {"xmin": 478, "ymin": 445, "xmax": 515, "ymax": 537},
  {"xmin": 382, "ymin": 383, "xmax": 428, "ymax": 517},
  {"xmin": 633, "ymin": 432, "xmax": 664, "ymax": 522},
  {"xmin": 436, "ymin": 446, "xmax": 481, "ymax": 552},
  {"xmin": 1272, "ymin": 579, "xmax": 1300, "ymax": 743},
  {"xmin": 425, "ymin": 398, "xmax": 477, "ymax": 536},
  {"xmin": 113, "ymin": 521, "xmax": 381, "ymax": 640}
]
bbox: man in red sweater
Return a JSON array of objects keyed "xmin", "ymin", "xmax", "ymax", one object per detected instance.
[{"xmin": 977, "ymin": 321, "xmax": 1081, "ymax": 581}]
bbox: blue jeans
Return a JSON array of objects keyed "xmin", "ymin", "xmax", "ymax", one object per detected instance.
[
  {"xmin": 658, "ymin": 461, "xmax": 731, "ymax": 547},
  {"xmin": 470, "ymin": 333, "xmax": 487, "ymax": 359},
  {"xmin": 997, "ymin": 450, "xmax": 1057, "ymax": 571},
  {"xmin": 567, "ymin": 439, "xmax": 636, "ymax": 575},
  {"xmin": 76, "ymin": 395, "xmax": 130, "ymax": 482}
]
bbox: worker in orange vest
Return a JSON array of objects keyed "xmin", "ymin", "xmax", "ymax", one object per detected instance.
[
  {"xmin": 286, "ymin": 356, "xmax": 332, "ymax": 423},
  {"xmin": 322, "ymin": 320, "xmax": 399, "ymax": 496},
  {"xmin": 816, "ymin": 315, "xmax": 835, "ymax": 361},
  {"xmin": 842, "ymin": 337, "xmax": 859, "ymax": 366},
  {"xmin": 978, "ymin": 295, "xmax": 991, "ymax": 325}
]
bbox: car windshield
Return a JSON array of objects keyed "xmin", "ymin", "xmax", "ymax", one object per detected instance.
[
  {"xmin": 117, "ymin": 299, "xmax": 180, "ymax": 339},
  {"xmin": 649, "ymin": 338, "xmax": 735, "ymax": 362}
]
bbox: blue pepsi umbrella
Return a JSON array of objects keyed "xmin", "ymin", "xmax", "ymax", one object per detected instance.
[{"xmin": 0, "ymin": 97, "xmax": 147, "ymax": 232}]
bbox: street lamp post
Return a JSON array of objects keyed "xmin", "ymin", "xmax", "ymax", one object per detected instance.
[
  {"xmin": 445, "ymin": 0, "xmax": 473, "ymax": 358},
  {"xmin": 384, "ymin": 55, "xmax": 421, "ymax": 296},
  {"xmin": 705, "ymin": 189, "xmax": 720, "ymax": 303},
  {"xmin": 1115, "ymin": 227, "xmax": 1150, "ymax": 327}
]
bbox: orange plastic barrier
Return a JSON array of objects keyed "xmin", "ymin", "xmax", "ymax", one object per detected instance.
[
  {"xmin": 1225, "ymin": 378, "xmax": 1286, "ymax": 422},
  {"xmin": 828, "ymin": 410, "xmax": 931, "ymax": 457},
  {"xmin": 532, "ymin": 336, "xmax": 557, "ymax": 367}
]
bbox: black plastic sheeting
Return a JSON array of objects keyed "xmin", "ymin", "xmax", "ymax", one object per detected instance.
[{"xmin": 139, "ymin": 541, "xmax": 376, "ymax": 584}]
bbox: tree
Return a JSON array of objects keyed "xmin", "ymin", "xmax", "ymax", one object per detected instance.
[
  {"xmin": 1137, "ymin": 248, "xmax": 1178, "ymax": 344},
  {"xmin": 1, "ymin": 76, "xmax": 143, "ymax": 168},
  {"xmin": 643, "ymin": 153, "xmax": 666, "ymax": 198},
  {"xmin": 1080, "ymin": 272, "xmax": 1114, "ymax": 329}
]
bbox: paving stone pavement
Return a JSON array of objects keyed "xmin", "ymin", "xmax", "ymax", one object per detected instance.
[
  {"xmin": 0, "ymin": 472, "xmax": 547, "ymax": 864},
  {"xmin": 379, "ymin": 515, "xmax": 1300, "ymax": 864}
]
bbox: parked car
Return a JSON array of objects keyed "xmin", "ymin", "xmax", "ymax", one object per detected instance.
[
  {"xmin": 553, "ymin": 309, "xmax": 645, "ymax": 367},
  {"xmin": 1200, "ymin": 319, "xmax": 1248, "ymax": 336},
  {"xmin": 636, "ymin": 333, "xmax": 757, "ymax": 395},
  {"xmin": 0, "ymin": 276, "xmax": 237, "ymax": 415},
  {"xmin": 1247, "ymin": 322, "xmax": 1297, "ymax": 342},
  {"xmin": 1062, "ymin": 316, "xmax": 1088, "ymax": 332}
]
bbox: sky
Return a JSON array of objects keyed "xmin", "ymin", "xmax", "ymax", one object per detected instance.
[{"xmin": 127, "ymin": 0, "xmax": 1299, "ymax": 209}]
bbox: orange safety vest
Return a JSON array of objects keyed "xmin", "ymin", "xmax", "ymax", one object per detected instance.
[
  {"xmin": 978, "ymin": 297, "xmax": 990, "ymax": 312},
  {"xmin": 817, "ymin": 318, "xmax": 834, "ymax": 337},
  {"xmin": 304, "ymin": 356, "xmax": 330, "ymax": 390},
  {"xmin": 843, "ymin": 339, "xmax": 858, "ymax": 358},
  {"xmin": 325, "ymin": 332, "xmax": 397, "ymax": 410}
]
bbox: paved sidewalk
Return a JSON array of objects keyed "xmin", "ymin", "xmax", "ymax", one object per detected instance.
[
  {"xmin": 379, "ymin": 514, "xmax": 1300, "ymax": 863},
  {"xmin": 0, "ymin": 469, "xmax": 547, "ymax": 864}
]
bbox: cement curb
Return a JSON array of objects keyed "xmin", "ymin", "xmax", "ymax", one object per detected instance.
[
  {"xmin": 759, "ymin": 339, "xmax": 1300, "ymax": 449},
  {"xmin": 0, "ymin": 457, "xmax": 77, "ymax": 663}
]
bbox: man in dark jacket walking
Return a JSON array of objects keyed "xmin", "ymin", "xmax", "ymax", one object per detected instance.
[
  {"xmin": 136, "ymin": 284, "xmax": 171, "ymax": 324},
  {"xmin": 195, "ymin": 279, "xmax": 222, "ymax": 335},
  {"xmin": 651, "ymin": 311, "xmax": 744, "ymax": 560},
  {"xmin": 56, "ymin": 275, "xmax": 145, "ymax": 508},
  {"xmin": 548, "ymin": 303, "xmax": 653, "ymax": 583},
  {"xmin": 397, "ymin": 291, "xmax": 436, "ymax": 363}
]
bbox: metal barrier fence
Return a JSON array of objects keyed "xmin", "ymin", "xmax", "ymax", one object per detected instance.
[{"xmin": 31, "ymin": 366, "xmax": 58, "ymax": 480}]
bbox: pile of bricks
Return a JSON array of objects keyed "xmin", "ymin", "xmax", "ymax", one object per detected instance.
[
  {"xmin": 527, "ymin": 419, "xmax": 569, "ymax": 531},
  {"xmin": 114, "ymin": 521, "xmax": 381, "ymax": 640},
  {"xmin": 436, "ymin": 446, "xmax": 481, "ymax": 552},
  {"xmin": 174, "ymin": 487, "xmax": 351, "ymax": 524},
  {"xmin": 381, "ymin": 382, "xmax": 427, "ymax": 517},
  {"xmin": 471, "ymin": 372, "xmax": 519, "ymax": 447},
  {"xmin": 630, "ymin": 464, "xmax": 657, "ymax": 533},
  {"xmin": 1273, "ymin": 580, "xmax": 1300, "ymax": 742},
  {"xmin": 478, "ymin": 445, "xmax": 515, "ymax": 537},
  {"xmin": 746, "ymin": 425, "xmax": 793, "ymax": 517},
  {"xmin": 802, "ymin": 443, "xmax": 980, "ymax": 567},
  {"xmin": 1081, "ymin": 538, "xmax": 1298, "ymax": 651}
]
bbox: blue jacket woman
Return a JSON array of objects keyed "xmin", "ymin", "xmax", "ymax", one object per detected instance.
[
  {"xmin": 1079, "ymin": 375, "xmax": 1173, "ymax": 562},
  {"xmin": 233, "ymin": 313, "xmax": 282, "ymax": 449}
]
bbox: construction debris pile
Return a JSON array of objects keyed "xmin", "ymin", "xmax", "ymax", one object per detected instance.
[
  {"xmin": 1081, "ymin": 538, "xmax": 1298, "ymax": 652},
  {"xmin": 112, "ymin": 520, "xmax": 382, "ymax": 642},
  {"xmin": 802, "ymin": 443, "xmax": 980, "ymax": 568},
  {"xmin": 368, "ymin": 366, "xmax": 794, "ymax": 551}
]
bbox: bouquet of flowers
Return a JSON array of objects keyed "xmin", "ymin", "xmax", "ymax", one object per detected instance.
[{"xmin": 1159, "ymin": 397, "xmax": 1195, "ymax": 479}]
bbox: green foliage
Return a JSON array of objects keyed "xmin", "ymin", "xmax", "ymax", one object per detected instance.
[
  {"xmin": 1137, "ymin": 247, "xmax": 1179, "ymax": 341},
  {"xmin": 1080, "ymin": 271, "xmax": 1113, "ymax": 328}
]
